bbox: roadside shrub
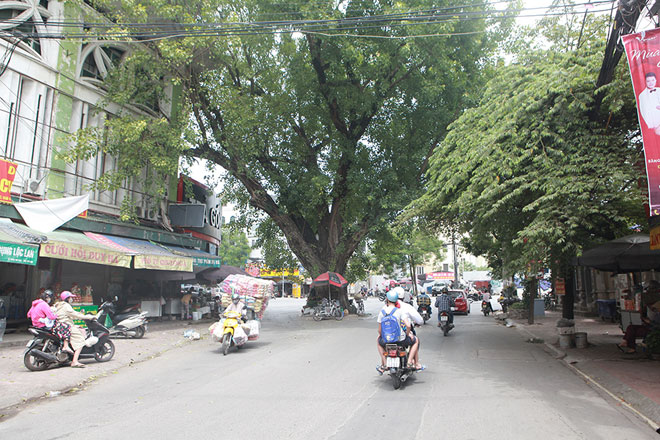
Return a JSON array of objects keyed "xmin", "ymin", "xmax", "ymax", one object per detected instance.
[
  {"xmin": 645, "ymin": 329, "xmax": 660, "ymax": 354},
  {"xmin": 510, "ymin": 302, "xmax": 526, "ymax": 310}
]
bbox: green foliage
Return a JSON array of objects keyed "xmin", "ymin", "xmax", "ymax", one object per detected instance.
[
  {"xmin": 70, "ymin": 0, "xmax": 512, "ymax": 278},
  {"xmin": 218, "ymin": 226, "xmax": 251, "ymax": 267},
  {"xmin": 510, "ymin": 301, "xmax": 526, "ymax": 310},
  {"xmin": 413, "ymin": 13, "xmax": 646, "ymax": 279},
  {"xmin": 645, "ymin": 329, "xmax": 660, "ymax": 354},
  {"xmin": 254, "ymin": 218, "xmax": 300, "ymax": 272}
]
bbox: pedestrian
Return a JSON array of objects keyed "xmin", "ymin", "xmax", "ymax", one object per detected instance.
[
  {"xmin": 618, "ymin": 301, "xmax": 660, "ymax": 354},
  {"xmin": 181, "ymin": 287, "xmax": 193, "ymax": 320}
]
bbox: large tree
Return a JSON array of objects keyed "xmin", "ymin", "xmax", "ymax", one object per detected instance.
[
  {"xmin": 411, "ymin": 11, "xmax": 647, "ymax": 318},
  {"xmin": 71, "ymin": 1, "xmax": 514, "ymax": 296}
]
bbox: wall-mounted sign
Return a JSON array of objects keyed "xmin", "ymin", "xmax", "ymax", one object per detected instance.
[{"xmin": 0, "ymin": 159, "xmax": 18, "ymax": 204}]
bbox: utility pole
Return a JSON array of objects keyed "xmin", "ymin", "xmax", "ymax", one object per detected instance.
[{"xmin": 452, "ymin": 231, "xmax": 459, "ymax": 288}]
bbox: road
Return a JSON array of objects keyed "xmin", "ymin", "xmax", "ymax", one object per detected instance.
[{"xmin": 0, "ymin": 298, "xmax": 655, "ymax": 439}]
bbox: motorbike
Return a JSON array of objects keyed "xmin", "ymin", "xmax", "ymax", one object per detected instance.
[
  {"xmin": 355, "ymin": 297, "xmax": 365, "ymax": 315},
  {"xmin": 219, "ymin": 310, "xmax": 245, "ymax": 356},
  {"xmin": 96, "ymin": 297, "xmax": 148, "ymax": 339},
  {"xmin": 418, "ymin": 305, "xmax": 431, "ymax": 323},
  {"xmin": 383, "ymin": 342, "xmax": 415, "ymax": 390},
  {"xmin": 377, "ymin": 291, "xmax": 386, "ymax": 302},
  {"xmin": 481, "ymin": 300, "xmax": 491, "ymax": 316},
  {"xmin": 438, "ymin": 310, "xmax": 453, "ymax": 336},
  {"xmin": 23, "ymin": 319, "xmax": 115, "ymax": 371},
  {"xmin": 313, "ymin": 298, "xmax": 344, "ymax": 321}
]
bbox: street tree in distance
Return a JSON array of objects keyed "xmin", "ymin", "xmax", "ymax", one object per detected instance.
[
  {"xmin": 411, "ymin": 11, "xmax": 646, "ymax": 319},
  {"xmin": 68, "ymin": 0, "xmax": 516, "ymax": 306},
  {"xmin": 218, "ymin": 226, "xmax": 252, "ymax": 268}
]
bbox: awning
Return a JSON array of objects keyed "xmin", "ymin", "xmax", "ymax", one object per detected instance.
[
  {"xmin": 165, "ymin": 245, "xmax": 222, "ymax": 267},
  {"xmin": 0, "ymin": 219, "xmax": 40, "ymax": 265},
  {"xmin": 84, "ymin": 232, "xmax": 193, "ymax": 272},
  {"xmin": 4, "ymin": 222, "xmax": 133, "ymax": 268}
]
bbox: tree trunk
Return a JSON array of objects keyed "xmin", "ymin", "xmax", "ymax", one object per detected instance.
[
  {"xmin": 562, "ymin": 268, "xmax": 575, "ymax": 320},
  {"xmin": 528, "ymin": 277, "xmax": 537, "ymax": 325}
]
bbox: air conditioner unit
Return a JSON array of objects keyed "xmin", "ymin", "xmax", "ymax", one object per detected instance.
[
  {"xmin": 146, "ymin": 208, "xmax": 159, "ymax": 221},
  {"xmin": 24, "ymin": 179, "xmax": 44, "ymax": 195}
]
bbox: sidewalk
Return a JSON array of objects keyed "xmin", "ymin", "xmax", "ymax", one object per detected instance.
[
  {"xmin": 503, "ymin": 310, "xmax": 660, "ymax": 431},
  {"xmin": 0, "ymin": 318, "xmax": 217, "ymax": 419}
]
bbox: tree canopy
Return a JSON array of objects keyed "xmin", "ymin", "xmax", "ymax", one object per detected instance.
[
  {"xmin": 70, "ymin": 0, "xmax": 515, "ymax": 283},
  {"xmin": 218, "ymin": 226, "xmax": 251, "ymax": 267},
  {"xmin": 411, "ymin": 12, "xmax": 646, "ymax": 279}
]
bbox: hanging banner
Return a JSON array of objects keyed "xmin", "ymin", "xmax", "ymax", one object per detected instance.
[
  {"xmin": 623, "ymin": 28, "xmax": 660, "ymax": 216},
  {"xmin": 426, "ymin": 271, "xmax": 454, "ymax": 280},
  {"xmin": 0, "ymin": 159, "xmax": 17, "ymax": 204},
  {"xmin": 15, "ymin": 194, "xmax": 89, "ymax": 233}
]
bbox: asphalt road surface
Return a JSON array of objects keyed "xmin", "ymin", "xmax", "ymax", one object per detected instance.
[{"xmin": 0, "ymin": 298, "xmax": 655, "ymax": 440}]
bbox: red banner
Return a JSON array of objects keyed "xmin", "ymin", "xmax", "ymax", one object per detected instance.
[
  {"xmin": 623, "ymin": 29, "xmax": 660, "ymax": 216},
  {"xmin": 0, "ymin": 159, "xmax": 17, "ymax": 204}
]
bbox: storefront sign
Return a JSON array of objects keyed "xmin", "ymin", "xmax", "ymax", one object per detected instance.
[
  {"xmin": 623, "ymin": 28, "xmax": 660, "ymax": 216},
  {"xmin": 260, "ymin": 268, "xmax": 299, "ymax": 277},
  {"xmin": 555, "ymin": 278, "xmax": 566, "ymax": 295},
  {"xmin": 193, "ymin": 256, "xmax": 221, "ymax": 267},
  {"xmin": 40, "ymin": 241, "xmax": 131, "ymax": 268},
  {"xmin": 73, "ymin": 305, "xmax": 98, "ymax": 326},
  {"xmin": 0, "ymin": 242, "xmax": 37, "ymax": 265},
  {"xmin": 426, "ymin": 271, "xmax": 454, "ymax": 280},
  {"xmin": 651, "ymin": 224, "xmax": 660, "ymax": 250},
  {"xmin": 0, "ymin": 159, "xmax": 17, "ymax": 204},
  {"xmin": 134, "ymin": 254, "xmax": 193, "ymax": 272}
]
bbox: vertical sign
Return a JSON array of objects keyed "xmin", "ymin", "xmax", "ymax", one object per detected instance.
[
  {"xmin": 623, "ymin": 29, "xmax": 660, "ymax": 216},
  {"xmin": 0, "ymin": 159, "xmax": 17, "ymax": 204},
  {"xmin": 555, "ymin": 278, "xmax": 566, "ymax": 295}
]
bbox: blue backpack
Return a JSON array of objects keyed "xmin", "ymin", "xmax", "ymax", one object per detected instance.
[{"xmin": 380, "ymin": 308, "xmax": 401, "ymax": 343}]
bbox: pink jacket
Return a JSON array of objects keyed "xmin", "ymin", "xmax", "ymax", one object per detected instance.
[{"xmin": 26, "ymin": 299, "xmax": 57, "ymax": 328}]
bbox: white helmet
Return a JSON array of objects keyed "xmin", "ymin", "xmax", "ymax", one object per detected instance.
[{"xmin": 392, "ymin": 286, "xmax": 406, "ymax": 300}]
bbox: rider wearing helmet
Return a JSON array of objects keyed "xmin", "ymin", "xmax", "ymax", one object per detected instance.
[
  {"xmin": 224, "ymin": 290, "xmax": 246, "ymax": 319},
  {"xmin": 393, "ymin": 286, "xmax": 424, "ymax": 370},
  {"xmin": 27, "ymin": 288, "xmax": 58, "ymax": 329},
  {"xmin": 52, "ymin": 291, "xmax": 96, "ymax": 368},
  {"xmin": 376, "ymin": 288, "xmax": 417, "ymax": 375}
]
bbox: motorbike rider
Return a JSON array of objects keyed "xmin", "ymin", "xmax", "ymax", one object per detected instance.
[
  {"xmin": 393, "ymin": 287, "xmax": 424, "ymax": 370},
  {"xmin": 224, "ymin": 291, "xmax": 246, "ymax": 320},
  {"xmin": 435, "ymin": 287, "xmax": 455, "ymax": 328},
  {"xmin": 417, "ymin": 290, "xmax": 432, "ymax": 317},
  {"xmin": 482, "ymin": 289, "xmax": 493, "ymax": 313},
  {"xmin": 27, "ymin": 289, "xmax": 58, "ymax": 329},
  {"xmin": 52, "ymin": 291, "xmax": 96, "ymax": 368},
  {"xmin": 376, "ymin": 289, "xmax": 418, "ymax": 375}
]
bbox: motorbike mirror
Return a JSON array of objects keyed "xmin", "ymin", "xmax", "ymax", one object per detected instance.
[{"xmin": 114, "ymin": 296, "xmax": 118, "ymax": 301}]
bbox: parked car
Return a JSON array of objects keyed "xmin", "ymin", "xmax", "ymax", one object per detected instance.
[{"xmin": 447, "ymin": 289, "xmax": 470, "ymax": 315}]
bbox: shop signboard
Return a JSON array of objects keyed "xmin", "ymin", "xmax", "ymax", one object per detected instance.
[
  {"xmin": 426, "ymin": 271, "xmax": 454, "ymax": 280},
  {"xmin": 73, "ymin": 305, "xmax": 98, "ymax": 326},
  {"xmin": 555, "ymin": 278, "xmax": 566, "ymax": 295},
  {"xmin": 0, "ymin": 159, "xmax": 17, "ymax": 204},
  {"xmin": 134, "ymin": 254, "xmax": 193, "ymax": 271},
  {"xmin": 260, "ymin": 268, "xmax": 300, "ymax": 277},
  {"xmin": 652, "ymin": 223, "xmax": 660, "ymax": 250},
  {"xmin": 40, "ymin": 241, "xmax": 132, "ymax": 268},
  {"xmin": 193, "ymin": 256, "xmax": 221, "ymax": 267},
  {"xmin": 0, "ymin": 241, "xmax": 37, "ymax": 265}
]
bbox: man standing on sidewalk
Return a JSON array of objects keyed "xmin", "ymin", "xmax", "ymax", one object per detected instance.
[{"xmin": 181, "ymin": 288, "xmax": 193, "ymax": 320}]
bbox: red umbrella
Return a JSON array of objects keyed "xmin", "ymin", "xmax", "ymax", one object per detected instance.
[
  {"xmin": 313, "ymin": 272, "xmax": 348, "ymax": 301},
  {"xmin": 312, "ymin": 272, "xmax": 348, "ymax": 288}
]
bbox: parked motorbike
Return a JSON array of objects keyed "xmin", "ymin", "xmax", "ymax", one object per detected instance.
[
  {"xmin": 313, "ymin": 298, "xmax": 344, "ymax": 321},
  {"xmin": 23, "ymin": 319, "xmax": 115, "ymax": 371},
  {"xmin": 438, "ymin": 310, "xmax": 453, "ymax": 336},
  {"xmin": 481, "ymin": 300, "xmax": 491, "ymax": 316},
  {"xmin": 383, "ymin": 342, "xmax": 415, "ymax": 389},
  {"xmin": 97, "ymin": 297, "xmax": 148, "ymax": 339}
]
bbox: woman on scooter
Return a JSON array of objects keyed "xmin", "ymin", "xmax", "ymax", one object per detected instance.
[{"xmin": 52, "ymin": 291, "xmax": 96, "ymax": 368}]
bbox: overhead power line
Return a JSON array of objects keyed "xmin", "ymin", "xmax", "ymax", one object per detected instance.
[{"xmin": 0, "ymin": 0, "xmax": 615, "ymax": 41}]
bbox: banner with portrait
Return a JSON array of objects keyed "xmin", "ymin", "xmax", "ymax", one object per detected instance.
[{"xmin": 623, "ymin": 28, "xmax": 660, "ymax": 216}]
